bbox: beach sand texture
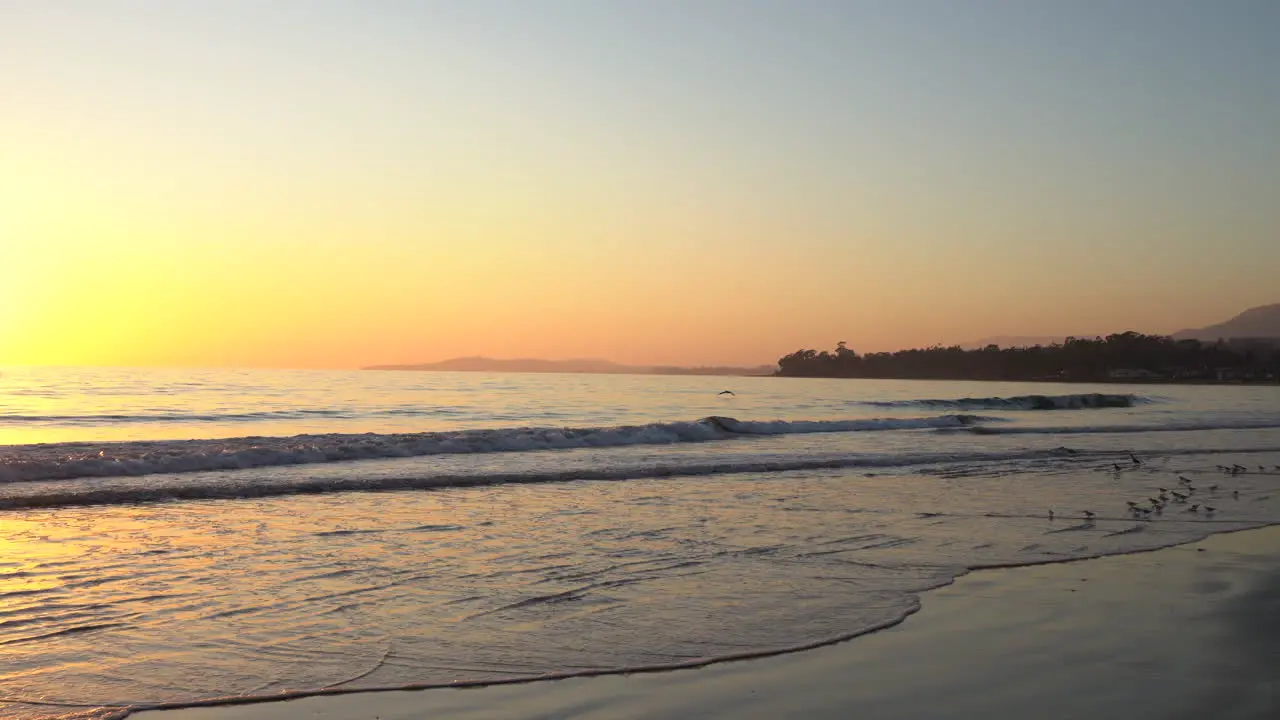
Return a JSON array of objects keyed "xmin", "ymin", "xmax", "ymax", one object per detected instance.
[{"xmin": 148, "ymin": 525, "xmax": 1280, "ymax": 720}]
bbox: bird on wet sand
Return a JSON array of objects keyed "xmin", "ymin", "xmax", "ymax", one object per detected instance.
[
  {"xmin": 1130, "ymin": 453, "xmax": 1143, "ymax": 465},
  {"xmin": 1048, "ymin": 509, "xmax": 1055, "ymax": 520},
  {"xmin": 1187, "ymin": 504, "xmax": 1200, "ymax": 513},
  {"xmin": 1233, "ymin": 490, "xmax": 1240, "ymax": 499},
  {"xmin": 1082, "ymin": 510, "xmax": 1096, "ymax": 520},
  {"xmin": 1205, "ymin": 506, "xmax": 1216, "ymax": 513}
]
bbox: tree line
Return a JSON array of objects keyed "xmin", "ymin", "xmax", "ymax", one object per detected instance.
[{"xmin": 774, "ymin": 332, "xmax": 1280, "ymax": 382}]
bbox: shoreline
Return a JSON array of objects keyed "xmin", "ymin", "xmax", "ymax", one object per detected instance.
[
  {"xmin": 769, "ymin": 374, "xmax": 1280, "ymax": 386},
  {"xmin": 137, "ymin": 522, "xmax": 1280, "ymax": 719}
]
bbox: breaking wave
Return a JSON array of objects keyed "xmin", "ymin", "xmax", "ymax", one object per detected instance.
[
  {"xmin": 859, "ymin": 392, "xmax": 1150, "ymax": 411},
  {"xmin": 0, "ymin": 414, "xmax": 992, "ymax": 484},
  {"xmin": 962, "ymin": 419, "xmax": 1280, "ymax": 435}
]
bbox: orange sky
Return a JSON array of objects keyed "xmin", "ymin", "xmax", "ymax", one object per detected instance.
[{"xmin": 3, "ymin": 2, "xmax": 1277, "ymax": 369}]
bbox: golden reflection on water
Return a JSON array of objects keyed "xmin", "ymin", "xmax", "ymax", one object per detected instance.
[{"xmin": 3, "ymin": 455, "xmax": 1276, "ymax": 719}]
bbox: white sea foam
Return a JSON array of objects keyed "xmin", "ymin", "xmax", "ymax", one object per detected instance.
[
  {"xmin": 0, "ymin": 415, "xmax": 992, "ymax": 484},
  {"xmin": 2, "ymin": 448, "xmax": 1278, "ymax": 720},
  {"xmin": 6, "ymin": 411, "xmax": 1280, "ymax": 487}
]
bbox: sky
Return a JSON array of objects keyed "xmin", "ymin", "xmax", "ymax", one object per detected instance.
[{"xmin": 2, "ymin": 0, "xmax": 1278, "ymax": 368}]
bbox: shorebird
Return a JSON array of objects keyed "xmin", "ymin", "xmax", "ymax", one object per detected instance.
[
  {"xmin": 1233, "ymin": 464, "xmax": 1247, "ymax": 472},
  {"xmin": 1233, "ymin": 490, "xmax": 1240, "ymax": 499},
  {"xmin": 718, "ymin": 390, "xmax": 735, "ymax": 396},
  {"xmin": 1260, "ymin": 466, "xmax": 1267, "ymax": 472},
  {"xmin": 1187, "ymin": 485, "xmax": 1196, "ymax": 493},
  {"xmin": 1273, "ymin": 465, "xmax": 1280, "ymax": 471},
  {"xmin": 1209, "ymin": 485, "xmax": 1218, "ymax": 493},
  {"xmin": 1048, "ymin": 509, "xmax": 1055, "ymax": 520},
  {"xmin": 1186, "ymin": 504, "xmax": 1199, "ymax": 512},
  {"xmin": 1129, "ymin": 453, "xmax": 1143, "ymax": 465},
  {"xmin": 1082, "ymin": 510, "xmax": 1096, "ymax": 520},
  {"xmin": 1112, "ymin": 463, "xmax": 1124, "ymax": 472},
  {"xmin": 1126, "ymin": 501, "xmax": 1139, "ymax": 509},
  {"xmin": 1205, "ymin": 506, "xmax": 1216, "ymax": 513},
  {"xmin": 1172, "ymin": 492, "xmax": 1188, "ymax": 502},
  {"xmin": 1178, "ymin": 476, "xmax": 1192, "ymax": 484}
]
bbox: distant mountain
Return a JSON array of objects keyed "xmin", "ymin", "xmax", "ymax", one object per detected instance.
[
  {"xmin": 1173, "ymin": 303, "xmax": 1280, "ymax": 342},
  {"xmin": 364, "ymin": 357, "xmax": 774, "ymax": 377}
]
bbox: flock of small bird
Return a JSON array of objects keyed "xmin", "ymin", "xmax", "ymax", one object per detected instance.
[{"xmin": 1051, "ymin": 454, "xmax": 1278, "ymax": 522}]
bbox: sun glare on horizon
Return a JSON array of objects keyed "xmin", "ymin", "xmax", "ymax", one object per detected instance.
[{"xmin": 2, "ymin": 1, "xmax": 1278, "ymax": 369}]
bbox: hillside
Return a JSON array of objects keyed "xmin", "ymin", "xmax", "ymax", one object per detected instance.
[{"xmin": 1173, "ymin": 304, "xmax": 1280, "ymax": 341}]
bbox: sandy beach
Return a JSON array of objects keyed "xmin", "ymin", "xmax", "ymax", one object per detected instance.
[{"xmin": 144, "ymin": 524, "xmax": 1279, "ymax": 720}]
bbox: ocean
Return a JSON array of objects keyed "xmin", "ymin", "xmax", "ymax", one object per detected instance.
[{"xmin": 1, "ymin": 367, "xmax": 1278, "ymax": 719}]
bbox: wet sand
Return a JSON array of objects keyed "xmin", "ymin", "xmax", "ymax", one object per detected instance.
[{"xmin": 145, "ymin": 524, "xmax": 1280, "ymax": 720}]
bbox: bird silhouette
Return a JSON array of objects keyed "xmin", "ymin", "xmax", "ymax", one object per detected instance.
[{"xmin": 718, "ymin": 390, "xmax": 735, "ymax": 396}]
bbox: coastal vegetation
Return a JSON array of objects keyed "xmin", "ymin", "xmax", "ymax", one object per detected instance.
[{"xmin": 775, "ymin": 333, "xmax": 1280, "ymax": 382}]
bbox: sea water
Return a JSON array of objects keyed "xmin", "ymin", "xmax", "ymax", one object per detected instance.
[{"xmin": 1, "ymin": 367, "xmax": 1278, "ymax": 719}]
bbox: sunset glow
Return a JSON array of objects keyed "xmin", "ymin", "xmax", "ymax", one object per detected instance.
[{"xmin": 3, "ymin": 1, "xmax": 1278, "ymax": 369}]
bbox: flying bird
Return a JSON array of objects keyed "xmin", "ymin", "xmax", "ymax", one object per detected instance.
[{"xmin": 718, "ymin": 390, "xmax": 735, "ymax": 396}]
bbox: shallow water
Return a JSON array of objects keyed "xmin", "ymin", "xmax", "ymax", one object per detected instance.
[{"xmin": 0, "ymin": 369, "xmax": 1278, "ymax": 718}]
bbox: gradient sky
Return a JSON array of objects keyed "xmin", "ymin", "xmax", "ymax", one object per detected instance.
[{"xmin": 3, "ymin": 0, "xmax": 1278, "ymax": 368}]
